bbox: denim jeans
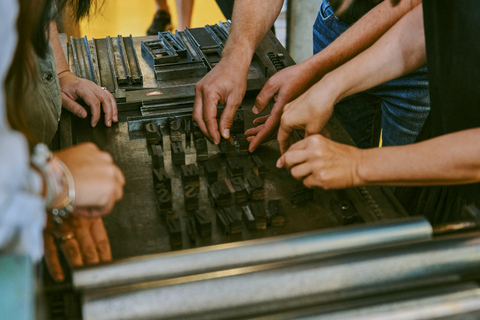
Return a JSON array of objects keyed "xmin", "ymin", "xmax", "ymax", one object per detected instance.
[{"xmin": 313, "ymin": 0, "xmax": 430, "ymax": 148}]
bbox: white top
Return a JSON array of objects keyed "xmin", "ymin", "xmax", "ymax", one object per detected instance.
[{"xmin": 0, "ymin": 0, "xmax": 46, "ymax": 262}]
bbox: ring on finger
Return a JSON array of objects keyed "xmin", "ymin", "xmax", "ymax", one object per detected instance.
[
  {"xmin": 59, "ymin": 233, "xmax": 75, "ymax": 243},
  {"xmin": 101, "ymin": 87, "xmax": 107, "ymax": 90}
]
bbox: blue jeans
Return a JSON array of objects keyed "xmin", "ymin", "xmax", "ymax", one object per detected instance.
[{"xmin": 313, "ymin": 0, "xmax": 430, "ymax": 148}]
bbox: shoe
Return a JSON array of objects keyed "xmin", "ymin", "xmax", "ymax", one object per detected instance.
[{"xmin": 147, "ymin": 10, "xmax": 173, "ymax": 35}]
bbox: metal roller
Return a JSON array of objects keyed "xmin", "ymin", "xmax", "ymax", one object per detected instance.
[
  {"xmin": 82, "ymin": 236, "xmax": 480, "ymax": 320},
  {"xmin": 74, "ymin": 217, "xmax": 432, "ymax": 290}
]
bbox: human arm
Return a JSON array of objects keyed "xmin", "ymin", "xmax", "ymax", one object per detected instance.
[
  {"xmin": 277, "ymin": 3, "xmax": 426, "ymax": 153},
  {"xmin": 277, "ymin": 128, "xmax": 480, "ymax": 190},
  {"xmin": 193, "ymin": 0, "xmax": 284, "ymax": 143},
  {"xmin": 246, "ymin": 0, "xmax": 421, "ymax": 152},
  {"xmin": 49, "ymin": 21, "xmax": 118, "ymax": 127}
]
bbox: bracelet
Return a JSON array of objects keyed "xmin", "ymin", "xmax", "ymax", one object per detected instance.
[
  {"xmin": 49, "ymin": 157, "xmax": 75, "ymax": 224},
  {"xmin": 57, "ymin": 69, "xmax": 70, "ymax": 77}
]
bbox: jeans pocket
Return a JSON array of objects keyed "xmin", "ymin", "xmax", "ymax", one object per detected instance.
[{"xmin": 319, "ymin": 0, "xmax": 335, "ymax": 22}]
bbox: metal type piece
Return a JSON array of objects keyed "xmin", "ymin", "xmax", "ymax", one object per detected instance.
[
  {"xmin": 204, "ymin": 160, "xmax": 218, "ymax": 184},
  {"xmin": 103, "ymin": 36, "xmax": 127, "ymax": 102},
  {"xmin": 232, "ymin": 111, "xmax": 245, "ymax": 134},
  {"xmin": 226, "ymin": 157, "xmax": 243, "ymax": 179},
  {"xmin": 194, "ymin": 210, "xmax": 212, "ymax": 237},
  {"xmin": 150, "ymin": 144, "xmax": 164, "ymax": 169},
  {"xmin": 192, "ymin": 121, "xmax": 204, "ymax": 139},
  {"xmin": 245, "ymin": 174, "xmax": 265, "ymax": 201},
  {"xmin": 74, "ymin": 218, "xmax": 432, "ymax": 292},
  {"xmin": 194, "ymin": 138, "xmax": 208, "ymax": 162},
  {"xmin": 145, "ymin": 122, "xmax": 162, "ymax": 146},
  {"xmin": 122, "ymin": 35, "xmax": 143, "ymax": 84},
  {"xmin": 331, "ymin": 190, "xmax": 359, "ymax": 225},
  {"xmin": 168, "ymin": 117, "xmax": 182, "ymax": 142},
  {"xmin": 184, "ymin": 184, "xmax": 199, "ymax": 211},
  {"xmin": 82, "ymin": 234, "xmax": 480, "ymax": 320},
  {"xmin": 250, "ymin": 202, "xmax": 267, "ymax": 230},
  {"xmin": 216, "ymin": 207, "xmax": 242, "ymax": 235},
  {"xmin": 236, "ymin": 134, "xmax": 249, "ymax": 156},
  {"xmin": 115, "ymin": 35, "xmax": 132, "ymax": 84},
  {"xmin": 156, "ymin": 189, "xmax": 172, "ymax": 213},
  {"xmin": 228, "ymin": 178, "xmax": 248, "ymax": 204},
  {"xmin": 167, "ymin": 217, "xmax": 182, "ymax": 247},
  {"xmin": 209, "ymin": 180, "xmax": 233, "ymax": 207},
  {"xmin": 218, "ymin": 137, "xmax": 235, "ymax": 157},
  {"xmin": 267, "ymin": 51, "xmax": 286, "ymax": 71},
  {"xmin": 267, "ymin": 199, "xmax": 286, "ymax": 227},
  {"xmin": 242, "ymin": 205, "xmax": 256, "ymax": 230},
  {"xmin": 251, "ymin": 155, "xmax": 266, "ymax": 179},
  {"xmin": 141, "ymin": 39, "xmax": 178, "ymax": 67},
  {"xmin": 181, "ymin": 164, "xmax": 199, "ymax": 186},
  {"xmin": 291, "ymin": 187, "xmax": 314, "ymax": 204},
  {"xmin": 152, "ymin": 168, "xmax": 171, "ymax": 191},
  {"xmin": 170, "ymin": 141, "xmax": 185, "ymax": 166}
]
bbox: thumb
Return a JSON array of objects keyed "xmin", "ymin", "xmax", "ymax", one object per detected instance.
[
  {"xmin": 61, "ymin": 93, "xmax": 87, "ymax": 118},
  {"xmin": 253, "ymin": 80, "xmax": 278, "ymax": 114}
]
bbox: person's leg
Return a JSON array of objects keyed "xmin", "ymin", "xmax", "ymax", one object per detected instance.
[
  {"xmin": 175, "ymin": 0, "xmax": 194, "ymax": 31},
  {"xmin": 147, "ymin": 0, "xmax": 173, "ymax": 35}
]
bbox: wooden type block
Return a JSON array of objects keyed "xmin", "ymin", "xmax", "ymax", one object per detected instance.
[
  {"xmin": 291, "ymin": 187, "xmax": 314, "ymax": 204},
  {"xmin": 232, "ymin": 111, "xmax": 244, "ymax": 134},
  {"xmin": 226, "ymin": 157, "xmax": 244, "ymax": 179},
  {"xmin": 171, "ymin": 141, "xmax": 185, "ymax": 166},
  {"xmin": 245, "ymin": 174, "xmax": 265, "ymax": 201},
  {"xmin": 209, "ymin": 180, "xmax": 233, "ymax": 207},
  {"xmin": 236, "ymin": 134, "xmax": 249, "ymax": 156},
  {"xmin": 204, "ymin": 159, "xmax": 218, "ymax": 184},
  {"xmin": 184, "ymin": 184, "xmax": 199, "ymax": 211},
  {"xmin": 195, "ymin": 138, "xmax": 208, "ymax": 162},
  {"xmin": 145, "ymin": 122, "xmax": 162, "ymax": 146},
  {"xmin": 152, "ymin": 168, "xmax": 171, "ymax": 191},
  {"xmin": 168, "ymin": 117, "xmax": 182, "ymax": 142},
  {"xmin": 181, "ymin": 164, "xmax": 199, "ymax": 186},
  {"xmin": 156, "ymin": 188, "xmax": 173, "ymax": 213},
  {"xmin": 167, "ymin": 217, "xmax": 182, "ymax": 246},
  {"xmin": 251, "ymin": 155, "xmax": 266, "ymax": 179},
  {"xmin": 219, "ymin": 137, "xmax": 235, "ymax": 157},
  {"xmin": 192, "ymin": 121, "xmax": 204, "ymax": 139},
  {"xmin": 249, "ymin": 202, "xmax": 267, "ymax": 230},
  {"xmin": 216, "ymin": 207, "xmax": 242, "ymax": 235},
  {"xmin": 185, "ymin": 216, "xmax": 197, "ymax": 243},
  {"xmin": 242, "ymin": 205, "xmax": 256, "ymax": 230},
  {"xmin": 267, "ymin": 199, "xmax": 286, "ymax": 227},
  {"xmin": 228, "ymin": 177, "xmax": 248, "ymax": 204},
  {"xmin": 184, "ymin": 119, "xmax": 192, "ymax": 148},
  {"xmin": 151, "ymin": 144, "xmax": 164, "ymax": 169},
  {"xmin": 194, "ymin": 210, "xmax": 212, "ymax": 237}
]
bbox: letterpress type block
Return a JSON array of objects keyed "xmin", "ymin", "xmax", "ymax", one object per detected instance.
[
  {"xmin": 195, "ymin": 138, "xmax": 208, "ymax": 162},
  {"xmin": 245, "ymin": 174, "xmax": 265, "ymax": 201},
  {"xmin": 181, "ymin": 164, "xmax": 199, "ymax": 186},
  {"xmin": 227, "ymin": 157, "xmax": 244, "ymax": 179},
  {"xmin": 291, "ymin": 187, "xmax": 314, "ymax": 204},
  {"xmin": 204, "ymin": 159, "xmax": 218, "ymax": 184},
  {"xmin": 156, "ymin": 188, "xmax": 172, "ymax": 212},
  {"xmin": 167, "ymin": 217, "xmax": 182, "ymax": 246},
  {"xmin": 236, "ymin": 134, "xmax": 249, "ymax": 156},
  {"xmin": 184, "ymin": 184, "xmax": 199, "ymax": 211},
  {"xmin": 228, "ymin": 177, "xmax": 248, "ymax": 204},
  {"xmin": 267, "ymin": 199, "xmax": 286, "ymax": 227},
  {"xmin": 152, "ymin": 168, "xmax": 171, "ymax": 191},
  {"xmin": 249, "ymin": 202, "xmax": 267, "ymax": 230},
  {"xmin": 251, "ymin": 155, "xmax": 265, "ymax": 179},
  {"xmin": 194, "ymin": 210, "xmax": 212, "ymax": 237},
  {"xmin": 169, "ymin": 117, "xmax": 182, "ymax": 142},
  {"xmin": 242, "ymin": 205, "xmax": 256, "ymax": 230},
  {"xmin": 171, "ymin": 141, "xmax": 185, "ymax": 166},
  {"xmin": 151, "ymin": 144, "xmax": 164, "ymax": 169},
  {"xmin": 145, "ymin": 122, "xmax": 162, "ymax": 146},
  {"xmin": 232, "ymin": 111, "xmax": 244, "ymax": 134},
  {"xmin": 185, "ymin": 216, "xmax": 197, "ymax": 243}
]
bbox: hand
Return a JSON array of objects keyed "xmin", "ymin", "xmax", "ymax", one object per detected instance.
[
  {"xmin": 58, "ymin": 71, "xmax": 118, "ymax": 127},
  {"xmin": 277, "ymin": 80, "xmax": 338, "ymax": 154},
  {"xmin": 248, "ymin": 64, "xmax": 317, "ymax": 152},
  {"xmin": 54, "ymin": 143, "xmax": 125, "ymax": 218},
  {"xmin": 193, "ymin": 60, "xmax": 249, "ymax": 144},
  {"xmin": 43, "ymin": 214, "xmax": 112, "ymax": 282},
  {"xmin": 276, "ymin": 134, "xmax": 364, "ymax": 189}
]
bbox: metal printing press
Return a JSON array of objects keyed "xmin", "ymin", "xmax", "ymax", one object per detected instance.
[{"xmin": 44, "ymin": 23, "xmax": 480, "ymax": 319}]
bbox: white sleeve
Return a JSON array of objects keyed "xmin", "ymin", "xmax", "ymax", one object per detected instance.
[{"xmin": 0, "ymin": 0, "xmax": 47, "ymax": 262}]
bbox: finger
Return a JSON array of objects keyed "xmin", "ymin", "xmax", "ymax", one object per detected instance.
[
  {"xmin": 248, "ymin": 113, "xmax": 280, "ymax": 152},
  {"xmin": 98, "ymin": 89, "xmax": 113, "ymax": 127},
  {"xmin": 290, "ymin": 162, "xmax": 313, "ymax": 180},
  {"xmin": 91, "ymin": 219, "xmax": 112, "ymax": 262},
  {"xmin": 281, "ymin": 149, "xmax": 309, "ymax": 170},
  {"xmin": 80, "ymin": 89, "xmax": 102, "ymax": 127},
  {"xmin": 320, "ymin": 127, "xmax": 331, "ymax": 139},
  {"xmin": 277, "ymin": 120, "xmax": 294, "ymax": 154},
  {"xmin": 202, "ymin": 93, "xmax": 220, "ymax": 144},
  {"xmin": 43, "ymin": 232, "xmax": 64, "ymax": 282},
  {"xmin": 114, "ymin": 165, "xmax": 126, "ymax": 186},
  {"xmin": 61, "ymin": 93, "xmax": 87, "ymax": 118},
  {"xmin": 193, "ymin": 88, "xmax": 210, "ymax": 140},
  {"xmin": 60, "ymin": 238, "xmax": 84, "ymax": 268},
  {"xmin": 252, "ymin": 115, "xmax": 270, "ymax": 126},
  {"xmin": 75, "ymin": 225, "xmax": 100, "ymax": 265},
  {"xmin": 245, "ymin": 125, "xmax": 263, "ymax": 137},
  {"xmin": 106, "ymin": 90, "xmax": 118, "ymax": 122},
  {"xmin": 253, "ymin": 79, "xmax": 277, "ymax": 114},
  {"xmin": 246, "ymin": 136, "xmax": 254, "ymax": 142},
  {"xmin": 219, "ymin": 96, "xmax": 240, "ymax": 140}
]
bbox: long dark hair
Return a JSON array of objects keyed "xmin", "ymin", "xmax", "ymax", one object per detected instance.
[{"xmin": 5, "ymin": 0, "xmax": 97, "ymax": 139}]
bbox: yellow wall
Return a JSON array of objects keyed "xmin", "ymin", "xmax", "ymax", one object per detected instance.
[{"xmin": 80, "ymin": 0, "xmax": 226, "ymax": 38}]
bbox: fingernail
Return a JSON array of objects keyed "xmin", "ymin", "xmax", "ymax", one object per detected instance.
[
  {"xmin": 276, "ymin": 158, "xmax": 283, "ymax": 168},
  {"xmin": 252, "ymin": 106, "xmax": 259, "ymax": 114},
  {"xmin": 54, "ymin": 273, "xmax": 64, "ymax": 282},
  {"xmin": 223, "ymin": 129, "xmax": 230, "ymax": 139},
  {"xmin": 107, "ymin": 120, "xmax": 111, "ymax": 127},
  {"xmin": 92, "ymin": 121, "xmax": 97, "ymax": 127},
  {"xmin": 113, "ymin": 115, "xmax": 118, "ymax": 121},
  {"xmin": 80, "ymin": 111, "xmax": 87, "ymax": 118}
]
